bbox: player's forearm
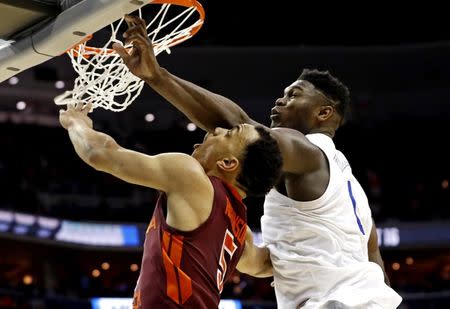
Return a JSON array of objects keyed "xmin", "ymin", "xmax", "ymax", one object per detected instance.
[
  {"xmin": 369, "ymin": 250, "xmax": 391, "ymax": 286},
  {"xmin": 145, "ymin": 68, "xmax": 250, "ymax": 131},
  {"xmin": 368, "ymin": 221, "xmax": 391, "ymax": 286},
  {"xmin": 238, "ymin": 245, "xmax": 273, "ymax": 278},
  {"xmin": 252, "ymin": 246, "xmax": 273, "ymax": 278},
  {"xmin": 66, "ymin": 122, "xmax": 113, "ymax": 170}
]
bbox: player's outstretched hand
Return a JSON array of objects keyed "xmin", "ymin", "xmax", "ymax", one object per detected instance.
[
  {"xmin": 59, "ymin": 102, "xmax": 93, "ymax": 130},
  {"xmin": 112, "ymin": 14, "xmax": 161, "ymax": 82}
]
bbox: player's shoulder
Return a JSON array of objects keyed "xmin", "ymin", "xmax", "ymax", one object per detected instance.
[
  {"xmin": 157, "ymin": 152, "xmax": 207, "ymax": 178},
  {"xmin": 158, "ymin": 152, "xmax": 200, "ymax": 164},
  {"xmin": 159, "ymin": 152, "xmax": 213, "ymax": 198}
]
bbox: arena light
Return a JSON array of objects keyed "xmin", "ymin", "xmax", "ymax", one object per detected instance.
[
  {"xmin": 406, "ymin": 257, "xmax": 414, "ymax": 265},
  {"xmin": 92, "ymin": 269, "xmax": 101, "ymax": 278},
  {"xmin": 16, "ymin": 101, "xmax": 27, "ymax": 110},
  {"xmin": 23, "ymin": 275, "xmax": 33, "ymax": 285},
  {"xmin": 144, "ymin": 113, "xmax": 155, "ymax": 122},
  {"xmin": 55, "ymin": 80, "xmax": 65, "ymax": 89},
  {"xmin": 101, "ymin": 262, "xmax": 110, "ymax": 270},
  {"xmin": 186, "ymin": 122, "xmax": 197, "ymax": 131},
  {"xmin": 392, "ymin": 262, "xmax": 400, "ymax": 271}
]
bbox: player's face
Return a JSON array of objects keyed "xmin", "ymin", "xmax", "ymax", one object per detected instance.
[
  {"xmin": 270, "ymin": 80, "xmax": 326, "ymax": 134},
  {"xmin": 192, "ymin": 124, "xmax": 259, "ymax": 169}
]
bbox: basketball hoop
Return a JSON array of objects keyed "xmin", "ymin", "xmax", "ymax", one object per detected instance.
[{"xmin": 54, "ymin": 0, "xmax": 205, "ymax": 112}]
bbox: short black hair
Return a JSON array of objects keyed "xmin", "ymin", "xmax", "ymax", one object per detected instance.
[
  {"xmin": 237, "ymin": 126, "xmax": 283, "ymax": 197},
  {"xmin": 298, "ymin": 69, "xmax": 350, "ymax": 119}
]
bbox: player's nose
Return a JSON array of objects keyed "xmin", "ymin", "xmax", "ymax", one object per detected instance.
[{"xmin": 275, "ymin": 97, "xmax": 286, "ymax": 106}]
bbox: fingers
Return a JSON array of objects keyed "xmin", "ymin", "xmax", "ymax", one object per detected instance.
[
  {"xmin": 134, "ymin": 15, "xmax": 147, "ymax": 33},
  {"xmin": 75, "ymin": 101, "xmax": 83, "ymax": 111},
  {"xmin": 124, "ymin": 14, "xmax": 134, "ymax": 27},
  {"xmin": 123, "ymin": 23, "xmax": 147, "ymax": 38},
  {"xmin": 119, "ymin": 14, "xmax": 152, "ymax": 58},
  {"xmin": 125, "ymin": 33, "xmax": 151, "ymax": 49},
  {"xmin": 114, "ymin": 26, "xmax": 151, "ymax": 62},
  {"xmin": 112, "ymin": 42, "xmax": 130, "ymax": 60},
  {"xmin": 123, "ymin": 15, "xmax": 149, "ymax": 43},
  {"xmin": 67, "ymin": 101, "xmax": 75, "ymax": 110},
  {"xmin": 120, "ymin": 32, "xmax": 152, "ymax": 60},
  {"xmin": 65, "ymin": 101, "xmax": 91, "ymax": 113},
  {"xmin": 82, "ymin": 102, "xmax": 93, "ymax": 114},
  {"xmin": 123, "ymin": 27, "xmax": 150, "ymax": 46},
  {"xmin": 124, "ymin": 14, "xmax": 146, "ymax": 29}
]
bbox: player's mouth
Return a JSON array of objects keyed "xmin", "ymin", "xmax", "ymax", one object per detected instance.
[
  {"xmin": 270, "ymin": 114, "xmax": 280, "ymax": 118},
  {"xmin": 270, "ymin": 108, "xmax": 280, "ymax": 119}
]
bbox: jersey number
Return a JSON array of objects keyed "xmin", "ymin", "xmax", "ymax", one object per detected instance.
[{"xmin": 216, "ymin": 229, "xmax": 238, "ymax": 293}]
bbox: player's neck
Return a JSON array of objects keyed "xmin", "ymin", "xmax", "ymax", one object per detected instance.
[
  {"xmin": 310, "ymin": 127, "xmax": 335, "ymax": 138},
  {"xmin": 234, "ymin": 183, "xmax": 247, "ymax": 199},
  {"xmin": 208, "ymin": 171, "xmax": 246, "ymax": 199}
]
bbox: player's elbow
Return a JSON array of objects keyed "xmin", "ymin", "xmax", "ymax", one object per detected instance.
[
  {"xmin": 86, "ymin": 136, "xmax": 118, "ymax": 172},
  {"xmin": 86, "ymin": 148, "xmax": 107, "ymax": 171}
]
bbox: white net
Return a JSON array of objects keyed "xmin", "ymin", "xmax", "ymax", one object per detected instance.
[{"xmin": 54, "ymin": 1, "xmax": 204, "ymax": 112}]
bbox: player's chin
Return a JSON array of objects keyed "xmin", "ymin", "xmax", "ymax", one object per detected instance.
[{"xmin": 270, "ymin": 120, "xmax": 281, "ymax": 128}]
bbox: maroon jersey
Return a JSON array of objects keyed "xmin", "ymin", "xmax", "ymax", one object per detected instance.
[{"xmin": 133, "ymin": 176, "xmax": 247, "ymax": 309}]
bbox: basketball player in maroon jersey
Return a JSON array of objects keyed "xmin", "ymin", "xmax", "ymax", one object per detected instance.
[{"xmin": 59, "ymin": 102, "xmax": 282, "ymax": 308}]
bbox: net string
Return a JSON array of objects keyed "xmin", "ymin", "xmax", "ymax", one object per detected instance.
[{"xmin": 54, "ymin": 3, "xmax": 203, "ymax": 112}]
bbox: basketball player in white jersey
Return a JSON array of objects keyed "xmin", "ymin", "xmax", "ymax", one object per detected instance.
[{"xmin": 113, "ymin": 14, "xmax": 403, "ymax": 308}]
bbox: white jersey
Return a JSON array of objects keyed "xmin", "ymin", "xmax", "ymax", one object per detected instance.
[{"xmin": 261, "ymin": 133, "xmax": 402, "ymax": 309}]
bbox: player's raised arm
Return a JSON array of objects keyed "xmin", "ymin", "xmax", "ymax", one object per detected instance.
[
  {"xmin": 113, "ymin": 15, "xmax": 326, "ymax": 177},
  {"xmin": 59, "ymin": 102, "xmax": 210, "ymax": 196},
  {"xmin": 113, "ymin": 14, "xmax": 255, "ymax": 132}
]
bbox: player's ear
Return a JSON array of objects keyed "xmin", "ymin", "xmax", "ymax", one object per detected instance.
[
  {"xmin": 317, "ymin": 105, "xmax": 334, "ymax": 121},
  {"xmin": 216, "ymin": 156, "xmax": 239, "ymax": 172}
]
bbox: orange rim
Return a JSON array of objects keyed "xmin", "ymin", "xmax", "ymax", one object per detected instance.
[{"xmin": 67, "ymin": 0, "xmax": 205, "ymax": 56}]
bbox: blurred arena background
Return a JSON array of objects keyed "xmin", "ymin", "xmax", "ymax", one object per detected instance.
[{"xmin": 0, "ymin": 1, "xmax": 449, "ymax": 308}]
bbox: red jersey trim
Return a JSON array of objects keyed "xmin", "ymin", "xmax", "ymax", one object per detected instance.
[
  {"xmin": 221, "ymin": 181, "xmax": 243, "ymax": 203},
  {"xmin": 162, "ymin": 231, "xmax": 193, "ymax": 304}
]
